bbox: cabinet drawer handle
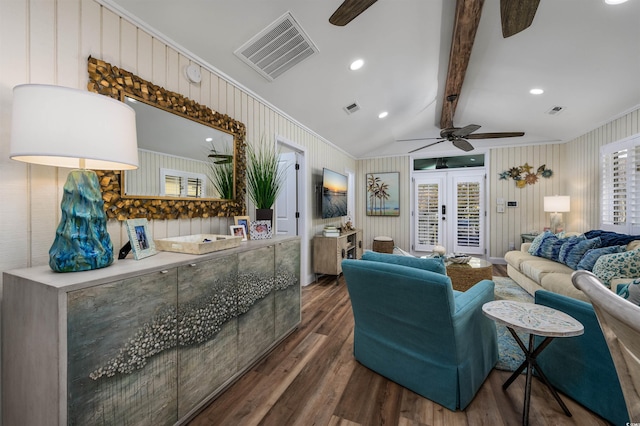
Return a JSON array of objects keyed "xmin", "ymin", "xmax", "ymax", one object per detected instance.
[
  {"xmin": 359, "ymin": 241, "xmax": 362, "ymax": 248},
  {"xmin": 341, "ymin": 249, "xmax": 346, "ymax": 258},
  {"xmin": 160, "ymin": 270, "xmax": 169, "ymax": 274}
]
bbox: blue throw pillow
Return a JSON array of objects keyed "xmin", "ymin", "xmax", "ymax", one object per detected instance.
[
  {"xmin": 584, "ymin": 230, "xmax": 640, "ymax": 247},
  {"xmin": 559, "ymin": 237, "xmax": 600, "ymax": 269},
  {"xmin": 534, "ymin": 233, "xmax": 572, "ymax": 261},
  {"xmin": 361, "ymin": 251, "xmax": 446, "ymax": 275},
  {"xmin": 528, "ymin": 231, "xmax": 552, "ymax": 255},
  {"xmin": 577, "ymin": 245, "xmax": 626, "ymax": 271},
  {"xmin": 617, "ymin": 278, "xmax": 640, "ymax": 306}
]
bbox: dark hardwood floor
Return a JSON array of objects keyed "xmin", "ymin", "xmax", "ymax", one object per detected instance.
[{"xmin": 188, "ymin": 263, "xmax": 610, "ymax": 426}]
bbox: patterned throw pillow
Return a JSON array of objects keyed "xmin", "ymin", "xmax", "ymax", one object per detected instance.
[
  {"xmin": 617, "ymin": 278, "xmax": 640, "ymax": 306},
  {"xmin": 577, "ymin": 245, "xmax": 626, "ymax": 271},
  {"xmin": 528, "ymin": 231, "xmax": 552, "ymax": 255},
  {"xmin": 534, "ymin": 234, "xmax": 576, "ymax": 262},
  {"xmin": 592, "ymin": 249, "xmax": 640, "ymax": 287},
  {"xmin": 559, "ymin": 237, "xmax": 600, "ymax": 269}
]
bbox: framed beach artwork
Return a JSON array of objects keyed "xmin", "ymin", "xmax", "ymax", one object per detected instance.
[
  {"xmin": 124, "ymin": 218, "xmax": 157, "ymax": 260},
  {"xmin": 366, "ymin": 172, "xmax": 400, "ymax": 216}
]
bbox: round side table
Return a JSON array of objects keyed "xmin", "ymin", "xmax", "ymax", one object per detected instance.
[{"xmin": 482, "ymin": 300, "xmax": 584, "ymax": 426}]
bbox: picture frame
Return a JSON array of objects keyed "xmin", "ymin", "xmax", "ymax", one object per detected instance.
[
  {"xmin": 250, "ymin": 220, "xmax": 272, "ymax": 240},
  {"xmin": 234, "ymin": 215, "xmax": 251, "ymax": 240},
  {"xmin": 125, "ymin": 218, "xmax": 157, "ymax": 260},
  {"xmin": 230, "ymin": 225, "xmax": 247, "ymax": 241},
  {"xmin": 366, "ymin": 172, "xmax": 400, "ymax": 216}
]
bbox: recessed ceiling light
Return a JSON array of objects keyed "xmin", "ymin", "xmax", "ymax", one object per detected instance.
[
  {"xmin": 378, "ymin": 111, "xmax": 388, "ymax": 119},
  {"xmin": 205, "ymin": 137, "xmax": 213, "ymax": 142},
  {"xmin": 605, "ymin": 0, "xmax": 628, "ymax": 4},
  {"xmin": 529, "ymin": 88, "xmax": 544, "ymax": 95},
  {"xmin": 350, "ymin": 59, "xmax": 364, "ymax": 71}
]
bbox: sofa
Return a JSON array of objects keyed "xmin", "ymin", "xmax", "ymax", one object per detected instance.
[
  {"xmin": 505, "ymin": 230, "xmax": 640, "ymax": 302},
  {"xmin": 534, "ymin": 290, "xmax": 628, "ymax": 426},
  {"xmin": 341, "ymin": 251, "xmax": 498, "ymax": 411}
]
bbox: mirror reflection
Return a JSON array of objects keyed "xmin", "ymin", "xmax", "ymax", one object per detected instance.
[{"xmin": 124, "ymin": 96, "xmax": 235, "ymax": 200}]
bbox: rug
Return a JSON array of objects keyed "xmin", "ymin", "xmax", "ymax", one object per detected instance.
[{"xmin": 492, "ymin": 276, "xmax": 533, "ymax": 372}]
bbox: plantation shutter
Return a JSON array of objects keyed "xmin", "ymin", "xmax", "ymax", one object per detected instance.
[
  {"xmin": 452, "ymin": 175, "xmax": 484, "ymax": 254},
  {"xmin": 601, "ymin": 135, "xmax": 640, "ymax": 234},
  {"xmin": 414, "ymin": 176, "xmax": 443, "ymax": 251},
  {"xmin": 160, "ymin": 168, "xmax": 207, "ymax": 198},
  {"xmin": 163, "ymin": 174, "xmax": 183, "ymax": 197}
]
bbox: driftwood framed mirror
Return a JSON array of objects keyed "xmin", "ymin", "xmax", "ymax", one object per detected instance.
[{"xmin": 87, "ymin": 57, "xmax": 246, "ymax": 220}]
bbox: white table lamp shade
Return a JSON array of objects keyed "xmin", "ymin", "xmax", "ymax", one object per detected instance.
[
  {"xmin": 544, "ymin": 195, "xmax": 570, "ymax": 213},
  {"xmin": 9, "ymin": 84, "xmax": 139, "ymax": 272},
  {"xmin": 10, "ymin": 84, "xmax": 138, "ymax": 170}
]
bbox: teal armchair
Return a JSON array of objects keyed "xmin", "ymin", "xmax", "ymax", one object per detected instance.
[
  {"xmin": 341, "ymin": 253, "xmax": 497, "ymax": 411},
  {"xmin": 534, "ymin": 290, "xmax": 627, "ymax": 426}
]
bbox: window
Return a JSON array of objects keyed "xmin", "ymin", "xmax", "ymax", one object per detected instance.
[
  {"xmin": 160, "ymin": 168, "xmax": 206, "ymax": 198},
  {"xmin": 600, "ymin": 134, "xmax": 640, "ymax": 234}
]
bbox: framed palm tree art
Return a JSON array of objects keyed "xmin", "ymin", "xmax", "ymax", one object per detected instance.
[{"xmin": 366, "ymin": 172, "xmax": 400, "ymax": 216}]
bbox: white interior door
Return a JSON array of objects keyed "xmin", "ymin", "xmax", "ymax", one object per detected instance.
[
  {"xmin": 413, "ymin": 170, "xmax": 485, "ymax": 255},
  {"xmin": 276, "ymin": 151, "xmax": 298, "ymax": 236}
]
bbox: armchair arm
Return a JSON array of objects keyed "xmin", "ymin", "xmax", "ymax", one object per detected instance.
[{"xmin": 452, "ymin": 280, "xmax": 497, "ymax": 359}]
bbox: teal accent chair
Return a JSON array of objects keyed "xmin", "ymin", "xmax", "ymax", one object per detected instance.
[
  {"xmin": 534, "ymin": 290, "xmax": 627, "ymax": 426},
  {"xmin": 341, "ymin": 253, "xmax": 498, "ymax": 411}
]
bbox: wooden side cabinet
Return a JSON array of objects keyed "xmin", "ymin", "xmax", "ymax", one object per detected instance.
[{"xmin": 313, "ymin": 229, "xmax": 363, "ymax": 277}]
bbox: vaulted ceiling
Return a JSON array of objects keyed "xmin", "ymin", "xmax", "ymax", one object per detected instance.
[{"xmin": 105, "ymin": 0, "xmax": 640, "ymax": 158}]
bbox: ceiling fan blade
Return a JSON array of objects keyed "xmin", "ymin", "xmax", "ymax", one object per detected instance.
[
  {"xmin": 465, "ymin": 131, "xmax": 525, "ymax": 139},
  {"xmin": 329, "ymin": 0, "xmax": 378, "ymax": 26},
  {"xmin": 398, "ymin": 137, "xmax": 442, "ymax": 142},
  {"xmin": 439, "ymin": 0, "xmax": 485, "ymax": 129},
  {"xmin": 408, "ymin": 140, "xmax": 445, "ymax": 153},
  {"xmin": 500, "ymin": 0, "xmax": 540, "ymax": 38},
  {"xmin": 451, "ymin": 124, "xmax": 481, "ymax": 138},
  {"xmin": 452, "ymin": 138, "xmax": 475, "ymax": 152}
]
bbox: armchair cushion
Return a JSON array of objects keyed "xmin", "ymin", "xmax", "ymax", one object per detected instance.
[
  {"xmin": 361, "ymin": 251, "xmax": 446, "ymax": 275},
  {"xmin": 341, "ymin": 259, "xmax": 497, "ymax": 411}
]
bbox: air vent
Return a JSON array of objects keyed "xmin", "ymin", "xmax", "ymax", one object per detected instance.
[
  {"xmin": 234, "ymin": 12, "xmax": 319, "ymax": 81},
  {"xmin": 546, "ymin": 106, "xmax": 566, "ymax": 115},
  {"xmin": 344, "ymin": 101, "xmax": 361, "ymax": 115}
]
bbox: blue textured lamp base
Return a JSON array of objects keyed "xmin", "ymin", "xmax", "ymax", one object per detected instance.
[{"xmin": 49, "ymin": 169, "xmax": 114, "ymax": 272}]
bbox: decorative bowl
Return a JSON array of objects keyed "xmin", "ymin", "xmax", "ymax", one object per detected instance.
[{"xmin": 448, "ymin": 255, "xmax": 471, "ymax": 264}]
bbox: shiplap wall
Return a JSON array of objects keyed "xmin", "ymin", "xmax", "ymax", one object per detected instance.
[
  {"xmin": 0, "ymin": 0, "xmax": 355, "ymax": 285},
  {"xmin": 488, "ymin": 143, "xmax": 566, "ymax": 260},
  {"xmin": 355, "ymin": 156, "xmax": 412, "ymax": 252},
  {"xmin": 565, "ymin": 108, "xmax": 640, "ymax": 233}
]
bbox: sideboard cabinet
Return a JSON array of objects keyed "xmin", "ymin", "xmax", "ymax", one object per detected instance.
[
  {"xmin": 3, "ymin": 236, "xmax": 300, "ymax": 426},
  {"xmin": 313, "ymin": 229, "xmax": 363, "ymax": 277}
]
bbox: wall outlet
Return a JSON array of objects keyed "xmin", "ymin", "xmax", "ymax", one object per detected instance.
[{"xmin": 508, "ymin": 242, "xmax": 515, "ymax": 250}]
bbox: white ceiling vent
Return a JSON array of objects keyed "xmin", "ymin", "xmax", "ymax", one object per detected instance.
[
  {"xmin": 234, "ymin": 12, "xmax": 319, "ymax": 82},
  {"xmin": 344, "ymin": 101, "xmax": 361, "ymax": 115},
  {"xmin": 546, "ymin": 106, "xmax": 566, "ymax": 115}
]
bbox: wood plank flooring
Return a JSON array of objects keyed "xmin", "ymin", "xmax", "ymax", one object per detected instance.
[{"xmin": 188, "ymin": 264, "xmax": 611, "ymax": 426}]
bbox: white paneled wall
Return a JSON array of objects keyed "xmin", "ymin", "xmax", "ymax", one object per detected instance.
[
  {"xmin": 566, "ymin": 109, "xmax": 640, "ymax": 233},
  {"xmin": 0, "ymin": 0, "xmax": 355, "ymax": 285},
  {"xmin": 355, "ymin": 156, "xmax": 412, "ymax": 252},
  {"xmin": 489, "ymin": 143, "xmax": 566, "ymax": 260}
]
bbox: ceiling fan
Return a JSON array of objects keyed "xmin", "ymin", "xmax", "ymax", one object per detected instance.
[
  {"xmin": 329, "ymin": 0, "xmax": 539, "ymax": 37},
  {"xmin": 403, "ymin": 124, "xmax": 524, "ymax": 153}
]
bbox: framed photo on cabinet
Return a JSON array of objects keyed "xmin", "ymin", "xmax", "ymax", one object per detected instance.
[{"xmin": 125, "ymin": 218, "xmax": 157, "ymax": 260}]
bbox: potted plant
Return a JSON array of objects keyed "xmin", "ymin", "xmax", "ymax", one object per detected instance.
[
  {"xmin": 207, "ymin": 146, "xmax": 234, "ymax": 200},
  {"xmin": 246, "ymin": 138, "xmax": 286, "ymax": 222}
]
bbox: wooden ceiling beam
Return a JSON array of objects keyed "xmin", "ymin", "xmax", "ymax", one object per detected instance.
[{"xmin": 440, "ymin": 0, "xmax": 485, "ymax": 130}]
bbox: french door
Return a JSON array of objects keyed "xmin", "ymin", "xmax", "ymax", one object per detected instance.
[{"xmin": 413, "ymin": 170, "xmax": 485, "ymax": 255}]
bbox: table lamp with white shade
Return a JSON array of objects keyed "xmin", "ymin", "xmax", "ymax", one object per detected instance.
[
  {"xmin": 10, "ymin": 84, "xmax": 138, "ymax": 272},
  {"xmin": 544, "ymin": 195, "xmax": 570, "ymax": 234}
]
